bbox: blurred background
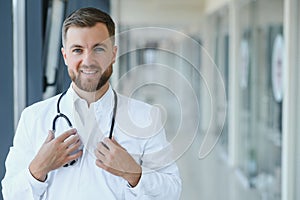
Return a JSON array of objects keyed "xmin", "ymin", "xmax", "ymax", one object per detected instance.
[{"xmin": 0, "ymin": 0, "xmax": 299, "ymax": 199}]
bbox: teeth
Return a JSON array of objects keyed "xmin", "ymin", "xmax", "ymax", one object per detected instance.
[{"xmin": 81, "ymin": 70, "xmax": 97, "ymax": 74}]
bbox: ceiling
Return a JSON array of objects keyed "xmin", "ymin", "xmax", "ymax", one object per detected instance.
[{"xmin": 111, "ymin": 0, "xmax": 207, "ymax": 27}]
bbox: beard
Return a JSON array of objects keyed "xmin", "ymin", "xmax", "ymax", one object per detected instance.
[{"xmin": 69, "ymin": 64, "xmax": 113, "ymax": 92}]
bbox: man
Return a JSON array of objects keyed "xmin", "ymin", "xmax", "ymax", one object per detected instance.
[{"xmin": 1, "ymin": 7, "xmax": 181, "ymax": 200}]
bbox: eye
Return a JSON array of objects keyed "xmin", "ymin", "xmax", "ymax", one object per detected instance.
[
  {"xmin": 94, "ymin": 47, "xmax": 105, "ymax": 53},
  {"xmin": 72, "ymin": 48, "xmax": 83, "ymax": 54}
]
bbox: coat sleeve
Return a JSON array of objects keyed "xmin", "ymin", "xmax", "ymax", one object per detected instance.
[
  {"xmin": 123, "ymin": 108, "xmax": 182, "ymax": 200},
  {"xmin": 1, "ymin": 109, "xmax": 49, "ymax": 200},
  {"xmin": 124, "ymin": 162, "xmax": 182, "ymax": 200}
]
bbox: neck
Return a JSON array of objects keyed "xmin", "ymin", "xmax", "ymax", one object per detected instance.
[{"xmin": 72, "ymin": 83, "xmax": 110, "ymax": 106}]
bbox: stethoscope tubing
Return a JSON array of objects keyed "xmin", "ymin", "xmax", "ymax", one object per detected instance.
[{"xmin": 52, "ymin": 89, "xmax": 118, "ymax": 139}]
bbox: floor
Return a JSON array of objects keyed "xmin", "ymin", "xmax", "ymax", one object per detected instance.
[{"xmin": 176, "ymin": 135, "xmax": 261, "ymax": 200}]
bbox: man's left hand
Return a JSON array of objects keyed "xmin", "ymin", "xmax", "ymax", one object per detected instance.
[{"xmin": 94, "ymin": 137, "xmax": 142, "ymax": 187}]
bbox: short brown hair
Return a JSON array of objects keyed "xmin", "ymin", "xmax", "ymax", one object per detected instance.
[{"xmin": 62, "ymin": 7, "xmax": 115, "ymax": 46}]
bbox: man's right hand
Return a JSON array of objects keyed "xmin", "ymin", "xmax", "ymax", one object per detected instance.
[{"xmin": 29, "ymin": 128, "xmax": 83, "ymax": 182}]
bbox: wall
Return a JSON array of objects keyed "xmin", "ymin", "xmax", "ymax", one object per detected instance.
[{"xmin": 0, "ymin": 1, "xmax": 14, "ymax": 199}]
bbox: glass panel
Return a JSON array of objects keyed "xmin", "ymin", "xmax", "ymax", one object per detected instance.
[
  {"xmin": 213, "ymin": 10, "xmax": 230, "ymax": 157},
  {"xmin": 295, "ymin": 1, "xmax": 300, "ymax": 199},
  {"xmin": 237, "ymin": 0, "xmax": 283, "ymax": 199},
  {"xmin": 237, "ymin": 0, "xmax": 256, "ymax": 183}
]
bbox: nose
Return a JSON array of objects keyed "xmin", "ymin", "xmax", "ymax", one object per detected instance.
[{"xmin": 81, "ymin": 51, "xmax": 95, "ymax": 66}]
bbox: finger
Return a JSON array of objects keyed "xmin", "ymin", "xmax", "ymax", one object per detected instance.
[
  {"xmin": 67, "ymin": 149, "xmax": 83, "ymax": 162},
  {"xmin": 95, "ymin": 159, "xmax": 106, "ymax": 169},
  {"xmin": 64, "ymin": 134, "xmax": 80, "ymax": 148},
  {"xmin": 95, "ymin": 159, "xmax": 114, "ymax": 172},
  {"xmin": 45, "ymin": 130, "xmax": 55, "ymax": 143},
  {"xmin": 102, "ymin": 137, "xmax": 115, "ymax": 150},
  {"xmin": 101, "ymin": 141, "xmax": 110, "ymax": 150},
  {"xmin": 97, "ymin": 141, "xmax": 110, "ymax": 154},
  {"xmin": 94, "ymin": 148, "xmax": 106, "ymax": 161},
  {"xmin": 66, "ymin": 139, "xmax": 82, "ymax": 154},
  {"xmin": 57, "ymin": 128, "xmax": 77, "ymax": 142}
]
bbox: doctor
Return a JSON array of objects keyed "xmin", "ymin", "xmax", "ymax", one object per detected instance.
[{"xmin": 2, "ymin": 7, "xmax": 181, "ymax": 200}]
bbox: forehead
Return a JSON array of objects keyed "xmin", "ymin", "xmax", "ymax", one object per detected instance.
[{"xmin": 65, "ymin": 23, "xmax": 111, "ymax": 47}]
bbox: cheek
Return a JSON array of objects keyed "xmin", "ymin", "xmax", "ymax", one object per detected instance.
[
  {"xmin": 99, "ymin": 54, "xmax": 115, "ymax": 69},
  {"xmin": 67, "ymin": 67, "xmax": 76, "ymax": 81},
  {"xmin": 65, "ymin": 53, "xmax": 82, "ymax": 68},
  {"xmin": 67, "ymin": 58, "xmax": 81, "ymax": 71}
]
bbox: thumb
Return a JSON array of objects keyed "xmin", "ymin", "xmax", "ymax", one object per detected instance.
[{"xmin": 45, "ymin": 130, "xmax": 55, "ymax": 143}]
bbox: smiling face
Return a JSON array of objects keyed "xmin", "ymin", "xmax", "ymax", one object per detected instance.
[{"xmin": 61, "ymin": 23, "xmax": 117, "ymax": 93}]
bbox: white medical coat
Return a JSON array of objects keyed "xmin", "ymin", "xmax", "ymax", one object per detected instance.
[{"xmin": 1, "ymin": 85, "xmax": 181, "ymax": 200}]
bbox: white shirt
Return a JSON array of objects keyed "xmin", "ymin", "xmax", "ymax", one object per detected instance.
[{"xmin": 1, "ymin": 85, "xmax": 181, "ymax": 200}]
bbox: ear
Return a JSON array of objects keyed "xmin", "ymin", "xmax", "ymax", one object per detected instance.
[
  {"xmin": 111, "ymin": 46, "xmax": 118, "ymax": 64},
  {"xmin": 61, "ymin": 47, "xmax": 68, "ymax": 66}
]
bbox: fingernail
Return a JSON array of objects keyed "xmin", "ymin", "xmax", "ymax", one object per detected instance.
[{"xmin": 71, "ymin": 128, "xmax": 77, "ymax": 133}]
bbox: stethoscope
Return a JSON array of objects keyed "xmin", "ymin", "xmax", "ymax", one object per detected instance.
[{"xmin": 52, "ymin": 89, "xmax": 118, "ymax": 167}]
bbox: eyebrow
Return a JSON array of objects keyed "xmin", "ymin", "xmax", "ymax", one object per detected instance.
[
  {"xmin": 69, "ymin": 44, "xmax": 83, "ymax": 49},
  {"xmin": 93, "ymin": 43, "xmax": 108, "ymax": 49},
  {"xmin": 69, "ymin": 43, "xmax": 108, "ymax": 50}
]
